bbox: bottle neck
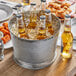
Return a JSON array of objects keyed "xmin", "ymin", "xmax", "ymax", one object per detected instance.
[
  {"xmin": 41, "ymin": 1, "xmax": 46, "ymax": 11},
  {"xmin": 64, "ymin": 18, "xmax": 71, "ymax": 32},
  {"xmin": 30, "ymin": 5, "xmax": 37, "ymax": 22},
  {"xmin": 40, "ymin": 19, "xmax": 46, "ymax": 28},
  {"xmin": 30, "ymin": 5, "xmax": 36, "ymax": 11},
  {"xmin": 17, "ymin": 7, "xmax": 23, "ymax": 14},
  {"xmin": 46, "ymin": 13, "xmax": 52, "ymax": 22},
  {"xmin": 17, "ymin": 17, "xmax": 24, "ymax": 27}
]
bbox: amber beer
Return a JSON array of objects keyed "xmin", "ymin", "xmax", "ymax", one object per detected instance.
[
  {"xmin": 45, "ymin": 9, "xmax": 54, "ymax": 35},
  {"xmin": 38, "ymin": 0, "xmax": 46, "ymax": 18},
  {"xmin": 17, "ymin": 14, "xmax": 29, "ymax": 39},
  {"xmin": 61, "ymin": 15, "xmax": 73, "ymax": 59},
  {"xmin": 27, "ymin": 2, "xmax": 37, "ymax": 39},
  {"xmin": 22, "ymin": 0, "xmax": 30, "ymax": 6},
  {"xmin": 36, "ymin": 15, "xmax": 47, "ymax": 40}
]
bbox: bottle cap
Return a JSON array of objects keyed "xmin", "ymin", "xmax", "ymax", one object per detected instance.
[
  {"xmin": 41, "ymin": 0, "xmax": 46, "ymax": 2},
  {"xmin": 40, "ymin": 15, "xmax": 46, "ymax": 19},
  {"xmin": 12, "ymin": 7, "xmax": 17, "ymax": 10},
  {"xmin": 16, "ymin": 14, "xmax": 22, "ymax": 18},
  {"xmin": 30, "ymin": 2, "xmax": 36, "ymax": 6},
  {"xmin": 65, "ymin": 14, "xmax": 71, "ymax": 18},
  {"xmin": 16, "ymin": 4, "xmax": 22, "ymax": 7},
  {"xmin": 45, "ymin": 9, "xmax": 51, "ymax": 13}
]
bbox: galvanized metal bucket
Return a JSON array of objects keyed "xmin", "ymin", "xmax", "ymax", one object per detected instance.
[{"xmin": 9, "ymin": 14, "xmax": 61, "ymax": 70}]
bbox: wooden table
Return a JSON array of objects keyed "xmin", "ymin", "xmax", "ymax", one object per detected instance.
[
  {"xmin": 0, "ymin": 0, "xmax": 76, "ymax": 76},
  {"xmin": 1, "ymin": 47, "xmax": 76, "ymax": 76}
]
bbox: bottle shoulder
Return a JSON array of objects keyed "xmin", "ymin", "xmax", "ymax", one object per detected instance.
[{"xmin": 61, "ymin": 31, "xmax": 73, "ymax": 37}]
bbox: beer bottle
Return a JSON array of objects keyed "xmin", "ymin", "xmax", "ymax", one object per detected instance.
[
  {"xmin": 61, "ymin": 14, "xmax": 73, "ymax": 59},
  {"xmin": 16, "ymin": 4, "xmax": 27, "ymax": 28},
  {"xmin": 38, "ymin": 0, "xmax": 46, "ymax": 18},
  {"xmin": 27, "ymin": 2, "xmax": 37, "ymax": 39},
  {"xmin": 45, "ymin": 9, "xmax": 54, "ymax": 35},
  {"xmin": 30, "ymin": 2, "xmax": 37, "ymax": 23},
  {"xmin": 36, "ymin": 15, "xmax": 47, "ymax": 40},
  {"xmin": 16, "ymin": 14, "xmax": 29, "ymax": 39}
]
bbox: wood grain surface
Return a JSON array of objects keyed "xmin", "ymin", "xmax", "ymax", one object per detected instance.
[
  {"xmin": 0, "ymin": 47, "xmax": 76, "ymax": 76},
  {"xmin": 0, "ymin": 0, "xmax": 76, "ymax": 76}
]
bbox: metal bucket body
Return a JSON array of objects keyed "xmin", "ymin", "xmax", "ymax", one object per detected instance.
[{"xmin": 9, "ymin": 14, "xmax": 61, "ymax": 70}]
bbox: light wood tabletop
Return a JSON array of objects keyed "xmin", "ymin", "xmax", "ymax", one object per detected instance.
[
  {"xmin": 1, "ymin": 47, "xmax": 76, "ymax": 76},
  {"xmin": 0, "ymin": 0, "xmax": 76, "ymax": 76}
]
